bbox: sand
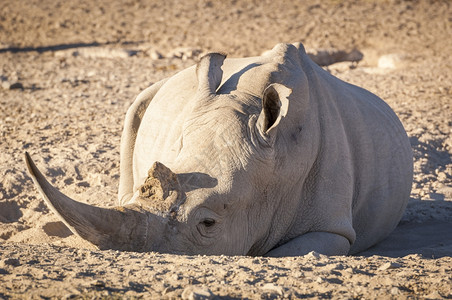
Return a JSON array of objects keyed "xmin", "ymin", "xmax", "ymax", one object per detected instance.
[{"xmin": 0, "ymin": 0, "xmax": 451, "ymax": 298}]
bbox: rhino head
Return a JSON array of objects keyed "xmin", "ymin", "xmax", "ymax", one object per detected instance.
[{"xmin": 26, "ymin": 47, "xmax": 301, "ymax": 256}]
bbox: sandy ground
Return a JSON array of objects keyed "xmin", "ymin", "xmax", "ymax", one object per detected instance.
[{"xmin": 1, "ymin": 0, "xmax": 451, "ymax": 298}]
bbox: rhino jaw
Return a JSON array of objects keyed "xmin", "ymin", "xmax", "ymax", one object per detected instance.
[{"xmin": 24, "ymin": 152, "xmax": 166, "ymax": 252}]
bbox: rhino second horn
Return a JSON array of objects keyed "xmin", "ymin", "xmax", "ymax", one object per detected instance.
[
  {"xmin": 196, "ymin": 52, "xmax": 226, "ymax": 95},
  {"xmin": 24, "ymin": 152, "xmax": 157, "ymax": 251},
  {"xmin": 138, "ymin": 161, "xmax": 183, "ymax": 212}
]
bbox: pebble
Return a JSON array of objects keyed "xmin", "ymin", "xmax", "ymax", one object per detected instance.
[
  {"xmin": 378, "ymin": 53, "xmax": 406, "ymax": 69},
  {"xmin": 378, "ymin": 262, "xmax": 402, "ymax": 270},
  {"xmin": 171, "ymin": 273, "xmax": 180, "ymax": 281},
  {"xmin": 90, "ymin": 279, "xmax": 106, "ymax": 288},
  {"xmin": 293, "ymin": 271, "xmax": 303, "ymax": 278},
  {"xmin": 9, "ymin": 82, "xmax": 24, "ymax": 89},
  {"xmin": 3, "ymin": 258, "xmax": 20, "ymax": 267},
  {"xmin": 148, "ymin": 49, "xmax": 163, "ymax": 60},
  {"xmin": 262, "ymin": 283, "xmax": 284, "ymax": 295},
  {"xmin": 168, "ymin": 47, "xmax": 203, "ymax": 60},
  {"xmin": 436, "ymin": 172, "xmax": 447, "ymax": 182},
  {"xmin": 1, "ymin": 81, "xmax": 23, "ymax": 90},
  {"xmin": 327, "ymin": 61, "xmax": 355, "ymax": 74},
  {"xmin": 305, "ymin": 251, "xmax": 325, "ymax": 259},
  {"xmin": 424, "ymin": 291, "xmax": 445, "ymax": 299},
  {"xmin": 436, "ymin": 186, "xmax": 452, "ymax": 198},
  {"xmin": 390, "ymin": 286, "xmax": 401, "ymax": 295},
  {"xmin": 181, "ymin": 286, "xmax": 213, "ymax": 300},
  {"xmin": 326, "ymin": 263, "xmax": 345, "ymax": 271}
]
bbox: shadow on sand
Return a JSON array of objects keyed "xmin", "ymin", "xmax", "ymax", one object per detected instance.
[
  {"xmin": 0, "ymin": 40, "xmax": 144, "ymax": 54},
  {"xmin": 358, "ymin": 199, "xmax": 452, "ymax": 258},
  {"xmin": 0, "ymin": 42, "xmax": 105, "ymax": 54}
]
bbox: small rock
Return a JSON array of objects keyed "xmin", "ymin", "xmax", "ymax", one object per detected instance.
[
  {"xmin": 90, "ymin": 279, "xmax": 106, "ymax": 288},
  {"xmin": 181, "ymin": 286, "xmax": 213, "ymax": 300},
  {"xmin": 171, "ymin": 273, "xmax": 180, "ymax": 281},
  {"xmin": 378, "ymin": 262, "xmax": 402, "ymax": 270},
  {"xmin": 327, "ymin": 61, "xmax": 355, "ymax": 74},
  {"xmin": 436, "ymin": 186, "xmax": 452, "ymax": 199},
  {"xmin": 168, "ymin": 47, "xmax": 203, "ymax": 60},
  {"xmin": 325, "ymin": 263, "xmax": 345, "ymax": 271},
  {"xmin": 378, "ymin": 53, "xmax": 406, "ymax": 69},
  {"xmin": 2, "ymin": 80, "xmax": 23, "ymax": 90},
  {"xmin": 326, "ymin": 277, "xmax": 344, "ymax": 284},
  {"xmin": 1, "ymin": 81, "xmax": 11, "ymax": 90},
  {"xmin": 305, "ymin": 251, "xmax": 324, "ymax": 259},
  {"xmin": 162, "ymin": 286, "xmax": 175, "ymax": 295},
  {"xmin": 124, "ymin": 290, "xmax": 137, "ymax": 297},
  {"xmin": 293, "ymin": 271, "xmax": 303, "ymax": 278},
  {"xmin": 424, "ymin": 291, "xmax": 444, "ymax": 299},
  {"xmin": 390, "ymin": 286, "xmax": 401, "ymax": 295},
  {"xmin": 148, "ymin": 49, "xmax": 163, "ymax": 60},
  {"xmin": 62, "ymin": 293, "xmax": 79, "ymax": 300},
  {"xmin": 9, "ymin": 82, "xmax": 24, "ymax": 90},
  {"xmin": 437, "ymin": 172, "xmax": 447, "ymax": 182},
  {"xmin": 86, "ymin": 70, "xmax": 97, "ymax": 77},
  {"xmin": 26, "ymin": 259, "xmax": 39, "ymax": 265},
  {"xmin": 3, "ymin": 258, "xmax": 20, "ymax": 267},
  {"xmin": 402, "ymin": 254, "xmax": 422, "ymax": 260},
  {"xmin": 262, "ymin": 283, "xmax": 284, "ymax": 295},
  {"xmin": 251, "ymin": 258, "xmax": 261, "ymax": 264}
]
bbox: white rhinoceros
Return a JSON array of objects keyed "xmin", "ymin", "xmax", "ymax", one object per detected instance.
[{"xmin": 25, "ymin": 43, "xmax": 413, "ymax": 256}]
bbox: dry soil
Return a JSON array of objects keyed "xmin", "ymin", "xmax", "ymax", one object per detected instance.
[{"xmin": 0, "ymin": 0, "xmax": 451, "ymax": 299}]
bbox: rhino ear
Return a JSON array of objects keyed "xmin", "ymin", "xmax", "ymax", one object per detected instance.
[
  {"xmin": 256, "ymin": 83, "xmax": 291, "ymax": 143},
  {"xmin": 196, "ymin": 52, "xmax": 227, "ymax": 96}
]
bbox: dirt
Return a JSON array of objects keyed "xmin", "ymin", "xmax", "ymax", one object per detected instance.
[{"xmin": 0, "ymin": 0, "xmax": 451, "ymax": 298}]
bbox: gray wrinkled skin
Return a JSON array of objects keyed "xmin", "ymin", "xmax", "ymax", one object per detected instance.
[{"xmin": 26, "ymin": 43, "xmax": 413, "ymax": 257}]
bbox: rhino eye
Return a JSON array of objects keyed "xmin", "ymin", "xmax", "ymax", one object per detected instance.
[{"xmin": 201, "ymin": 218, "xmax": 216, "ymax": 227}]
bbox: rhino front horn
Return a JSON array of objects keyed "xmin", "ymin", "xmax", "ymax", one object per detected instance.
[{"xmin": 24, "ymin": 152, "xmax": 163, "ymax": 251}]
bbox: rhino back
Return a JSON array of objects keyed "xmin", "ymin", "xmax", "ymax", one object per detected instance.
[
  {"xmin": 300, "ymin": 61, "xmax": 413, "ymax": 253},
  {"xmin": 339, "ymin": 82, "xmax": 413, "ymax": 253}
]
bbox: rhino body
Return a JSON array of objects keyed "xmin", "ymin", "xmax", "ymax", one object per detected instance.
[{"xmin": 26, "ymin": 43, "xmax": 413, "ymax": 256}]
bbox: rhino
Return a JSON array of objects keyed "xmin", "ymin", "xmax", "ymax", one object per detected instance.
[{"xmin": 25, "ymin": 42, "xmax": 413, "ymax": 256}]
